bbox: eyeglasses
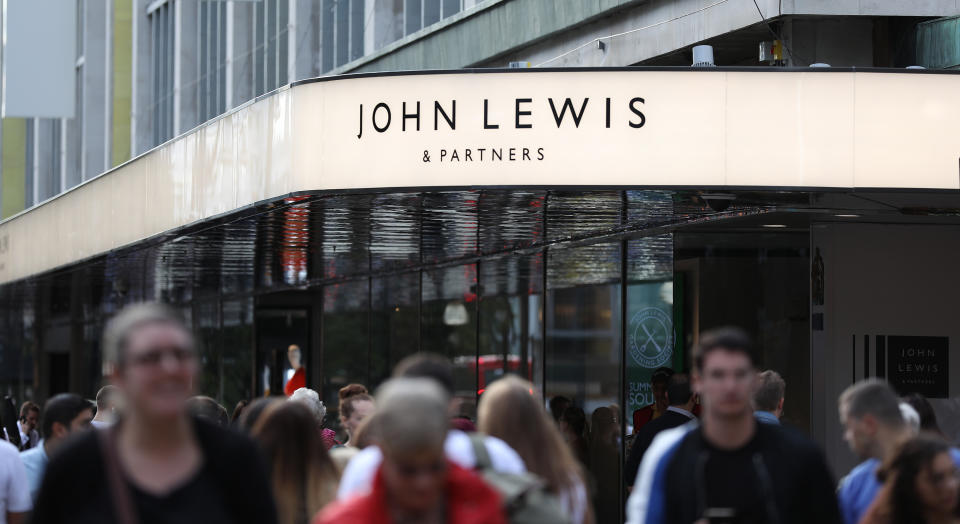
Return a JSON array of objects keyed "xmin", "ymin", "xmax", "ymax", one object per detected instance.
[{"xmin": 127, "ymin": 347, "xmax": 195, "ymax": 368}]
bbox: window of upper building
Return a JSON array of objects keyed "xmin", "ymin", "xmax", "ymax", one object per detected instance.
[
  {"xmin": 198, "ymin": 1, "xmax": 228, "ymax": 122},
  {"xmin": 148, "ymin": 0, "xmax": 175, "ymax": 147},
  {"xmin": 253, "ymin": 0, "xmax": 290, "ymax": 97}
]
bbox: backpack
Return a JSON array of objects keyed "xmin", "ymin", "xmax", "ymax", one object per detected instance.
[{"xmin": 467, "ymin": 433, "xmax": 573, "ymax": 524}]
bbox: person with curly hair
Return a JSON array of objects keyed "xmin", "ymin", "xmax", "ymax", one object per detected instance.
[{"xmin": 337, "ymin": 384, "xmax": 374, "ymax": 448}]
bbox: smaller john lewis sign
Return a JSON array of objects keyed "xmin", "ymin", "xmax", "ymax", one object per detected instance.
[{"xmin": 887, "ymin": 336, "xmax": 949, "ymax": 398}]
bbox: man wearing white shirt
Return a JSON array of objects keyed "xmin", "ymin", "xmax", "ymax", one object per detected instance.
[
  {"xmin": 0, "ymin": 438, "xmax": 30, "ymax": 524},
  {"xmin": 338, "ymin": 427, "xmax": 526, "ymax": 499}
]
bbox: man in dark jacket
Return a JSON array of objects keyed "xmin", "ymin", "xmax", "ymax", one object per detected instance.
[
  {"xmin": 627, "ymin": 327, "xmax": 841, "ymax": 524},
  {"xmin": 625, "ymin": 373, "xmax": 696, "ymax": 488}
]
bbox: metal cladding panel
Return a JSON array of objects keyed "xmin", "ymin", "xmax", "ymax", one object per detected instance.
[
  {"xmin": 2, "ymin": 0, "xmax": 77, "ymax": 118},
  {"xmin": 0, "ymin": 70, "xmax": 959, "ymax": 285}
]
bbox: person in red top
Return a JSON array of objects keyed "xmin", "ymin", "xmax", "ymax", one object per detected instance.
[
  {"xmin": 314, "ymin": 378, "xmax": 505, "ymax": 524},
  {"xmin": 631, "ymin": 367, "xmax": 673, "ymax": 433},
  {"xmin": 283, "ymin": 344, "xmax": 306, "ymax": 396}
]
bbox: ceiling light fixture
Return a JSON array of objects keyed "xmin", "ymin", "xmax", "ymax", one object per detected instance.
[
  {"xmin": 834, "ymin": 214, "xmax": 860, "ymax": 218},
  {"xmin": 762, "ymin": 224, "xmax": 788, "ymax": 228}
]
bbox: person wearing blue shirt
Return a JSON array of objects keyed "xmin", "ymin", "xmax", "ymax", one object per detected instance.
[
  {"xmin": 753, "ymin": 370, "xmax": 785, "ymax": 425},
  {"xmin": 20, "ymin": 394, "xmax": 93, "ymax": 500},
  {"xmin": 836, "ymin": 380, "xmax": 959, "ymax": 524}
]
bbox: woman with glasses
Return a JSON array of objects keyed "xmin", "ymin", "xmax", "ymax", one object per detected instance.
[
  {"xmin": 861, "ymin": 434, "xmax": 960, "ymax": 524},
  {"xmin": 31, "ymin": 303, "xmax": 277, "ymax": 524}
]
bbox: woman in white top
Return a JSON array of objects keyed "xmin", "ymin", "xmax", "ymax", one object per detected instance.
[{"xmin": 477, "ymin": 375, "xmax": 594, "ymax": 524}]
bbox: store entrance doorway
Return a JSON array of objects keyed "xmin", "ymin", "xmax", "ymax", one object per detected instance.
[{"xmin": 255, "ymin": 309, "xmax": 310, "ymax": 397}]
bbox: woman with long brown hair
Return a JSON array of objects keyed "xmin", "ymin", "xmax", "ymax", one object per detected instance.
[
  {"xmin": 252, "ymin": 400, "xmax": 340, "ymax": 524},
  {"xmin": 862, "ymin": 434, "xmax": 960, "ymax": 524},
  {"xmin": 477, "ymin": 375, "xmax": 594, "ymax": 524}
]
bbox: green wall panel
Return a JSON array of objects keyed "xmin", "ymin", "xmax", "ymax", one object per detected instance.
[
  {"xmin": 1, "ymin": 119, "xmax": 26, "ymax": 219},
  {"xmin": 917, "ymin": 16, "xmax": 960, "ymax": 70},
  {"xmin": 112, "ymin": 0, "xmax": 133, "ymax": 166}
]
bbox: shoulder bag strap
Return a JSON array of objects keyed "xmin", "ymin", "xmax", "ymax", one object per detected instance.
[
  {"xmin": 468, "ymin": 432, "xmax": 493, "ymax": 471},
  {"xmin": 97, "ymin": 428, "xmax": 140, "ymax": 524}
]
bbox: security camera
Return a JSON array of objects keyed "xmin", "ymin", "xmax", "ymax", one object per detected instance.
[{"xmin": 701, "ymin": 193, "xmax": 736, "ymax": 212}]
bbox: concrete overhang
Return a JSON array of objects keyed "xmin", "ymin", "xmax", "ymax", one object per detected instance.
[{"xmin": 0, "ymin": 67, "xmax": 957, "ymax": 285}]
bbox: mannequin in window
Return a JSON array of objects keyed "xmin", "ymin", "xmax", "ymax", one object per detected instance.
[{"xmin": 284, "ymin": 344, "xmax": 306, "ymax": 397}]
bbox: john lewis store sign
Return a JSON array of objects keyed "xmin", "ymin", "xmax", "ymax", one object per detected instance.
[
  {"xmin": 1, "ymin": 69, "xmax": 960, "ymax": 285},
  {"xmin": 354, "ymin": 94, "xmax": 647, "ymax": 165},
  {"xmin": 300, "ymin": 69, "xmax": 960, "ymax": 190}
]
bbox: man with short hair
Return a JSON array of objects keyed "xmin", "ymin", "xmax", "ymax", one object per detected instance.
[
  {"xmin": 836, "ymin": 379, "xmax": 952, "ymax": 524},
  {"xmin": 185, "ymin": 396, "xmax": 229, "ymax": 427},
  {"xmin": 627, "ymin": 327, "xmax": 841, "ymax": 524},
  {"xmin": 753, "ymin": 370, "xmax": 786, "ymax": 425},
  {"xmin": 632, "ymin": 367, "xmax": 674, "ymax": 434},
  {"xmin": 337, "ymin": 353, "xmax": 526, "ymax": 500},
  {"xmin": 317, "ymin": 378, "xmax": 505, "ymax": 524},
  {"xmin": 19, "ymin": 394, "xmax": 93, "ymax": 501},
  {"xmin": 548, "ymin": 396, "xmax": 571, "ymax": 423},
  {"xmin": 90, "ymin": 385, "xmax": 118, "ymax": 429},
  {"xmin": 625, "ymin": 373, "xmax": 696, "ymax": 488},
  {"xmin": 16, "ymin": 404, "xmax": 39, "ymax": 451}
]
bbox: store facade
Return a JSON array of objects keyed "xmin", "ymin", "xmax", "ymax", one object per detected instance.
[{"xmin": 1, "ymin": 68, "xmax": 959, "ymax": 521}]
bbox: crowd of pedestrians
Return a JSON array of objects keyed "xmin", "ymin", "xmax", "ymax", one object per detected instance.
[{"xmin": 0, "ymin": 302, "xmax": 958, "ymax": 524}]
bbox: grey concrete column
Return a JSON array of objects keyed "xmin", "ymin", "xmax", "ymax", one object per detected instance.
[
  {"xmin": 82, "ymin": 0, "xmax": 108, "ymax": 181},
  {"xmin": 320, "ymin": 0, "xmax": 334, "ymax": 73},
  {"xmin": 64, "ymin": 65, "xmax": 83, "ymax": 190},
  {"xmin": 293, "ymin": 0, "xmax": 320, "ymax": 81},
  {"xmin": 176, "ymin": 0, "xmax": 200, "ymax": 134},
  {"xmin": 35, "ymin": 119, "xmax": 60, "ymax": 202},
  {"xmin": 231, "ymin": 1, "xmax": 255, "ymax": 107},
  {"xmin": 131, "ymin": 0, "xmax": 154, "ymax": 155},
  {"xmin": 371, "ymin": 0, "xmax": 403, "ymax": 53}
]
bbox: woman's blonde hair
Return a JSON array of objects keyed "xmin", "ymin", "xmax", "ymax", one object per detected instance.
[
  {"xmin": 478, "ymin": 376, "xmax": 589, "ymax": 498},
  {"xmin": 252, "ymin": 401, "xmax": 340, "ymax": 524}
]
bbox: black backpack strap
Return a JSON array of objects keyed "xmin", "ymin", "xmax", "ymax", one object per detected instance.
[
  {"xmin": 468, "ymin": 432, "xmax": 493, "ymax": 470},
  {"xmin": 98, "ymin": 427, "xmax": 140, "ymax": 524}
]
